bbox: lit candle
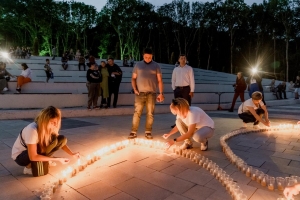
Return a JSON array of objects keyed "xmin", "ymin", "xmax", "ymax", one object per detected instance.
[
  {"xmin": 59, "ymin": 170, "xmax": 67, "ymax": 184},
  {"xmin": 261, "ymin": 177, "xmax": 267, "ymax": 187},
  {"xmin": 93, "ymin": 152, "xmax": 98, "ymax": 161},
  {"xmin": 268, "ymin": 183, "xmax": 274, "ymax": 191},
  {"xmin": 66, "ymin": 166, "xmax": 73, "ymax": 178},
  {"xmin": 77, "ymin": 159, "xmax": 84, "ymax": 171},
  {"xmin": 87, "ymin": 155, "xmax": 92, "ymax": 165},
  {"xmin": 110, "ymin": 144, "xmax": 117, "ymax": 153},
  {"xmin": 277, "ymin": 182, "xmax": 284, "ymax": 191}
]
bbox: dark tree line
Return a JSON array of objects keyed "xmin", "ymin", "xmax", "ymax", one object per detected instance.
[{"xmin": 1, "ymin": 0, "xmax": 300, "ymax": 81}]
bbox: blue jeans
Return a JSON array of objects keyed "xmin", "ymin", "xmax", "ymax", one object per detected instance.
[{"xmin": 131, "ymin": 92, "xmax": 156, "ymax": 133}]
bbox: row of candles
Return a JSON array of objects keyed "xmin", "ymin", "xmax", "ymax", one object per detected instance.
[
  {"xmin": 171, "ymin": 145, "xmax": 247, "ymax": 200},
  {"xmin": 36, "ymin": 139, "xmax": 132, "ymax": 199},
  {"xmin": 220, "ymin": 124, "xmax": 300, "ymax": 195}
]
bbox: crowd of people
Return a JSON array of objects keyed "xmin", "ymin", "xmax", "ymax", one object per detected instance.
[
  {"xmin": 8, "ymin": 46, "xmax": 31, "ymax": 59},
  {"xmin": 86, "ymin": 56, "xmax": 122, "ymax": 110}
]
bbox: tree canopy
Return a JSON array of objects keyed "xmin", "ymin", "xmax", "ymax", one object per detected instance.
[{"xmin": 1, "ymin": 0, "xmax": 300, "ymax": 81}]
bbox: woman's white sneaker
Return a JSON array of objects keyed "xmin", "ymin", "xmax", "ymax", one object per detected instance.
[
  {"xmin": 2, "ymin": 87, "xmax": 8, "ymax": 91},
  {"xmin": 200, "ymin": 141, "xmax": 208, "ymax": 151},
  {"xmin": 23, "ymin": 167, "xmax": 32, "ymax": 175}
]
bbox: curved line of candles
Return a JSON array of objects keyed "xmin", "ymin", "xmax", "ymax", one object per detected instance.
[{"xmin": 220, "ymin": 123, "xmax": 300, "ymax": 197}]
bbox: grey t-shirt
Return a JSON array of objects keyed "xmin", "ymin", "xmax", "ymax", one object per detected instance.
[{"xmin": 133, "ymin": 61, "xmax": 162, "ymax": 93}]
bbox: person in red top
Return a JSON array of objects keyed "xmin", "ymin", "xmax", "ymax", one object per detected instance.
[{"xmin": 228, "ymin": 72, "xmax": 247, "ymax": 112}]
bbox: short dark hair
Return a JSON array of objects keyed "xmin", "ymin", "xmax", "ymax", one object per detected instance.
[
  {"xmin": 107, "ymin": 57, "xmax": 114, "ymax": 61},
  {"xmin": 46, "ymin": 59, "xmax": 49, "ymax": 62},
  {"xmin": 21, "ymin": 63, "xmax": 28, "ymax": 70},
  {"xmin": 178, "ymin": 54, "xmax": 186, "ymax": 59},
  {"xmin": 143, "ymin": 48, "xmax": 153, "ymax": 55}
]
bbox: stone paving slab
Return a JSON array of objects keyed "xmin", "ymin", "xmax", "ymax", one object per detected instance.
[{"xmin": 115, "ymin": 178, "xmax": 172, "ymax": 200}]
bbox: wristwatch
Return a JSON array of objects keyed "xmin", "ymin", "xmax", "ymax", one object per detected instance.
[{"xmin": 173, "ymin": 138, "xmax": 177, "ymax": 143}]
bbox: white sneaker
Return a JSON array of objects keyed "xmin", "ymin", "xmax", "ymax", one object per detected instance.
[
  {"xmin": 253, "ymin": 124, "xmax": 261, "ymax": 129},
  {"xmin": 180, "ymin": 141, "xmax": 193, "ymax": 150},
  {"xmin": 49, "ymin": 161, "xmax": 56, "ymax": 167},
  {"xmin": 241, "ymin": 122, "xmax": 247, "ymax": 129},
  {"xmin": 23, "ymin": 167, "xmax": 32, "ymax": 175},
  {"xmin": 200, "ymin": 141, "xmax": 208, "ymax": 151},
  {"xmin": 2, "ymin": 87, "xmax": 8, "ymax": 91}
]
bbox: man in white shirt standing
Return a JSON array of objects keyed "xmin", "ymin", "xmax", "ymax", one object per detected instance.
[
  {"xmin": 171, "ymin": 54, "xmax": 195, "ymax": 128},
  {"xmin": 172, "ymin": 54, "xmax": 195, "ymax": 105}
]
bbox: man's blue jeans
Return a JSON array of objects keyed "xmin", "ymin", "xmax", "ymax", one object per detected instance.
[{"xmin": 131, "ymin": 92, "xmax": 156, "ymax": 133}]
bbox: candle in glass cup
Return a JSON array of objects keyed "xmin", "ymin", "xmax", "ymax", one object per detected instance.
[
  {"xmin": 199, "ymin": 157, "xmax": 204, "ymax": 166},
  {"xmin": 59, "ymin": 170, "xmax": 67, "ymax": 184},
  {"xmin": 276, "ymin": 177, "xmax": 285, "ymax": 191},
  {"xmin": 261, "ymin": 175, "xmax": 268, "ymax": 187},
  {"xmin": 246, "ymin": 166, "xmax": 252, "ymax": 177},
  {"xmin": 179, "ymin": 148, "xmax": 183, "ymax": 156},
  {"xmin": 189, "ymin": 152, "xmax": 194, "ymax": 160},
  {"xmin": 256, "ymin": 171, "xmax": 263, "ymax": 183},
  {"xmin": 186, "ymin": 150, "xmax": 190, "ymax": 158},
  {"xmin": 268, "ymin": 177, "xmax": 275, "ymax": 191},
  {"xmin": 252, "ymin": 169, "xmax": 258, "ymax": 181},
  {"xmin": 87, "ymin": 155, "xmax": 92, "ymax": 165},
  {"xmin": 182, "ymin": 149, "xmax": 187, "ymax": 157},
  {"xmin": 241, "ymin": 164, "xmax": 247, "ymax": 174},
  {"xmin": 172, "ymin": 146, "xmax": 176, "ymax": 153},
  {"xmin": 203, "ymin": 160, "xmax": 208, "ymax": 169}
]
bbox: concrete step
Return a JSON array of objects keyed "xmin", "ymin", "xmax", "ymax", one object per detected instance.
[
  {"xmin": 1, "ymin": 99, "xmax": 299, "ymax": 120},
  {"xmin": 0, "ymin": 91, "xmax": 294, "ymax": 109}
]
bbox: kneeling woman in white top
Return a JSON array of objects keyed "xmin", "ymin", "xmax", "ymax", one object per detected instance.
[
  {"xmin": 11, "ymin": 106, "xmax": 80, "ymax": 175},
  {"xmin": 238, "ymin": 91, "xmax": 270, "ymax": 128},
  {"xmin": 164, "ymin": 98, "xmax": 214, "ymax": 151}
]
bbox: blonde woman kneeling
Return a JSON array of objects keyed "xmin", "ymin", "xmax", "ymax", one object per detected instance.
[
  {"xmin": 164, "ymin": 98, "xmax": 215, "ymax": 151},
  {"xmin": 11, "ymin": 106, "xmax": 80, "ymax": 176}
]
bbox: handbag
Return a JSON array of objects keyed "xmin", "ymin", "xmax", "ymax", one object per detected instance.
[
  {"xmin": 20, "ymin": 130, "xmax": 49, "ymax": 177},
  {"xmin": 50, "ymin": 72, "xmax": 54, "ymax": 79}
]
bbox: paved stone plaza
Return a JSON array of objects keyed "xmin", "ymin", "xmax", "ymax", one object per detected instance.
[{"xmin": 0, "ymin": 104, "xmax": 300, "ymax": 200}]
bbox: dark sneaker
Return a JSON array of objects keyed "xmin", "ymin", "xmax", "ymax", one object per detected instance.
[
  {"xmin": 145, "ymin": 133, "xmax": 153, "ymax": 139},
  {"xmin": 128, "ymin": 133, "xmax": 137, "ymax": 139},
  {"xmin": 228, "ymin": 109, "xmax": 233, "ymax": 112},
  {"xmin": 16, "ymin": 88, "xmax": 21, "ymax": 93},
  {"xmin": 99, "ymin": 104, "xmax": 103, "ymax": 108}
]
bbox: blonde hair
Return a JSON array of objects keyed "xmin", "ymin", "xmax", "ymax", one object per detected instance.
[
  {"xmin": 251, "ymin": 91, "xmax": 263, "ymax": 100},
  {"xmin": 170, "ymin": 98, "xmax": 190, "ymax": 115},
  {"xmin": 34, "ymin": 106, "xmax": 61, "ymax": 153}
]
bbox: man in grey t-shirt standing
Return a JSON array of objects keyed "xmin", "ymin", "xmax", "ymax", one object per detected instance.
[{"xmin": 128, "ymin": 48, "xmax": 165, "ymax": 139}]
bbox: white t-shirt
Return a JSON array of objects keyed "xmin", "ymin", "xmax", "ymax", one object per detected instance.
[
  {"xmin": 176, "ymin": 106, "xmax": 214, "ymax": 129},
  {"xmin": 238, "ymin": 99, "xmax": 264, "ymax": 114},
  {"xmin": 20, "ymin": 68, "xmax": 32, "ymax": 79},
  {"xmin": 11, "ymin": 122, "xmax": 39, "ymax": 160}
]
